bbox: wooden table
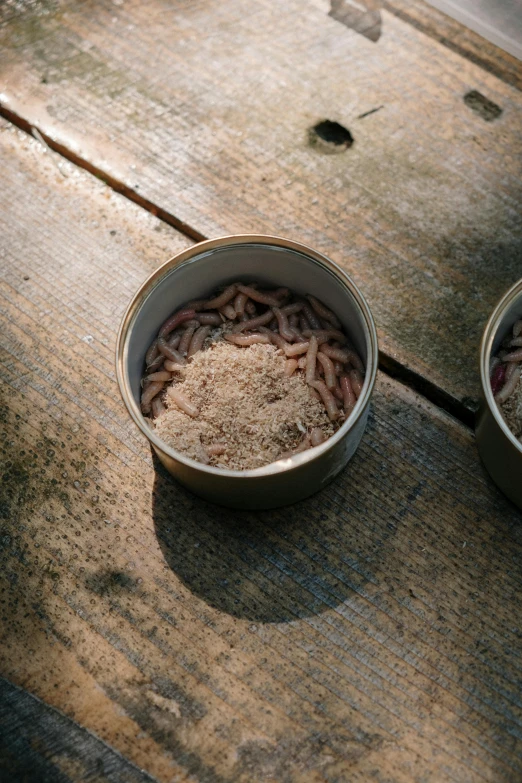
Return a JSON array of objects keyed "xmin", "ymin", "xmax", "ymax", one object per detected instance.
[{"xmin": 1, "ymin": 2, "xmax": 521, "ymax": 781}]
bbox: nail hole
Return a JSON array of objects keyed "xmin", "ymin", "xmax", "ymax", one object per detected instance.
[
  {"xmin": 309, "ymin": 120, "xmax": 354, "ymax": 153},
  {"xmin": 463, "ymin": 90, "xmax": 502, "ymax": 122}
]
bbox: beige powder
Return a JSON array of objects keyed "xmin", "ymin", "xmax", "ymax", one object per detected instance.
[{"xmin": 154, "ymin": 339, "xmax": 336, "ymax": 470}]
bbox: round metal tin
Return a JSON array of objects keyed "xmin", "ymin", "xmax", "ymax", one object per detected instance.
[
  {"xmin": 476, "ymin": 278, "xmax": 522, "ymax": 510},
  {"xmin": 116, "ymin": 235, "xmax": 378, "ymax": 509}
]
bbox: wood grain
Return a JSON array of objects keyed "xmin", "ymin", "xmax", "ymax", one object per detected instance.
[
  {"xmin": 0, "ymin": 677, "xmax": 158, "ymax": 783},
  {"xmin": 1, "ymin": 0, "xmax": 521, "ymax": 412},
  {"xmin": 1, "ymin": 118, "xmax": 522, "ymax": 782}
]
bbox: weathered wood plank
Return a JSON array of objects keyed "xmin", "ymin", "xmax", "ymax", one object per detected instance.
[
  {"xmin": 0, "ymin": 677, "xmax": 159, "ymax": 783},
  {"xmin": 384, "ymin": 0, "xmax": 522, "ymax": 89},
  {"xmin": 1, "ymin": 119, "xmax": 522, "ymax": 782},
  {"xmin": 1, "ymin": 0, "xmax": 521, "ymax": 413}
]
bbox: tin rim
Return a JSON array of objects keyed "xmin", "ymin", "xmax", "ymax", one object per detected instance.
[
  {"xmin": 116, "ymin": 234, "xmax": 379, "ymax": 479},
  {"xmin": 479, "ymin": 277, "xmax": 522, "ymax": 455}
]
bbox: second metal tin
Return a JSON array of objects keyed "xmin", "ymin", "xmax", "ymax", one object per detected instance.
[{"xmin": 476, "ymin": 278, "xmax": 522, "ymax": 511}]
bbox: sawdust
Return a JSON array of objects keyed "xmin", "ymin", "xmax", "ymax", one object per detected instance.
[{"xmin": 154, "ymin": 338, "xmax": 335, "ymax": 470}]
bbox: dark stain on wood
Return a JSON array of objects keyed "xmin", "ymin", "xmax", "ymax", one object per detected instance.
[
  {"xmin": 85, "ymin": 569, "xmax": 139, "ymax": 597},
  {"xmin": 464, "ymin": 90, "xmax": 503, "ymax": 121}
]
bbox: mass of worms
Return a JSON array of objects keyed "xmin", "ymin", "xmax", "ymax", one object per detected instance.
[
  {"xmin": 141, "ymin": 282, "xmax": 365, "ymax": 463},
  {"xmin": 490, "ymin": 318, "xmax": 522, "ymax": 407}
]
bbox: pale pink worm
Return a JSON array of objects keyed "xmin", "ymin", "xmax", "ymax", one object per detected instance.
[
  {"xmin": 233, "ymin": 291, "xmax": 248, "ymax": 316},
  {"xmin": 284, "ymin": 359, "xmax": 298, "ymax": 377},
  {"xmin": 141, "ymin": 381, "xmax": 164, "ymax": 413},
  {"xmin": 333, "ymin": 383, "xmax": 344, "ymax": 401},
  {"xmin": 219, "ymin": 304, "xmax": 237, "ymax": 320},
  {"xmin": 185, "ymin": 299, "xmax": 208, "ymax": 311},
  {"xmin": 158, "ymin": 308, "xmax": 196, "ymax": 338},
  {"xmin": 284, "ymin": 341, "xmax": 310, "ymax": 357},
  {"xmin": 299, "ymin": 300, "xmax": 321, "ymax": 329},
  {"xmin": 317, "ymin": 352, "xmax": 337, "ymax": 390},
  {"xmin": 164, "ymin": 360, "xmax": 185, "ymax": 372},
  {"xmin": 340, "ymin": 374, "xmax": 356, "ymax": 412},
  {"xmin": 157, "ymin": 337, "xmax": 186, "ymax": 364},
  {"xmin": 310, "ymin": 380, "xmax": 339, "ymax": 420},
  {"xmin": 495, "ymin": 365, "xmax": 521, "ymax": 403},
  {"xmin": 232, "ymin": 310, "xmax": 274, "ymax": 333},
  {"xmin": 151, "ymin": 397, "xmax": 166, "ymax": 418},
  {"xmin": 310, "ymin": 427, "xmax": 326, "ymax": 446},
  {"xmin": 321, "ymin": 345, "xmax": 363, "ymax": 371},
  {"xmin": 207, "ymin": 443, "xmax": 227, "ymax": 456},
  {"xmin": 146, "ymin": 352, "xmax": 164, "ymax": 372},
  {"xmin": 203, "ymin": 284, "xmax": 238, "ymax": 310},
  {"xmin": 167, "ymin": 386, "xmax": 199, "ymax": 417},
  {"xmin": 167, "ymin": 332, "xmax": 182, "ymax": 349},
  {"xmin": 188, "ymin": 325, "xmax": 211, "ymax": 357},
  {"xmin": 273, "ymin": 307, "xmax": 296, "ymax": 342},
  {"xmin": 144, "ymin": 371, "xmax": 171, "ymax": 382},
  {"xmin": 197, "ymin": 312, "xmax": 222, "ymax": 326},
  {"xmin": 503, "ymin": 349, "xmax": 522, "ymax": 362},
  {"xmin": 302, "ymin": 329, "xmax": 346, "ymax": 344},
  {"xmin": 225, "ymin": 333, "xmax": 272, "ymax": 346},
  {"xmin": 305, "ymin": 335, "xmax": 319, "ymax": 385},
  {"xmin": 349, "ymin": 369, "xmax": 364, "ymax": 398},
  {"xmin": 258, "ymin": 326, "xmax": 290, "ymax": 352},
  {"xmin": 178, "ymin": 321, "xmax": 199, "ymax": 356},
  {"xmin": 306, "ymin": 295, "xmax": 341, "ymax": 328},
  {"xmin": 237, "ymin": 284, "xmax": 288, "ymax": 307},
  {"xmin": 280, "ymin": 303, "xmax": 303, "ymax": 316},
  {"xmin": 299, "ymin": 315, "xmax": 311, "ymax": 333}
]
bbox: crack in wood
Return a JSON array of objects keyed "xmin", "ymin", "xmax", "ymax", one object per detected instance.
[{"xmin": 0, "ymin": 103, "xmax": 478, "ymax": 431}]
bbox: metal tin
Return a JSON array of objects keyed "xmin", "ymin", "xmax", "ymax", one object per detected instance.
[
  {"xmin": 476, "ymin": 278, "xmax": 522, "ymax": 510},
  {"xmin": 116, "ymin": 235, "xmax": 378, "ymax": 509}
]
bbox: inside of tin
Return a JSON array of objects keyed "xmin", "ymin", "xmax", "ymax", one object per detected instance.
[{"xmin": 122, "ymin": 240, "xmax": 376, "ymax": 475}]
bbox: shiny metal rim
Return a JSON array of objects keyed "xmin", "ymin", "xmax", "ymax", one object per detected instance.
[
  {"xmin": 116, "ymin": 234, "xmax": 379, "ymax": 478},
  {"xmin": 479, "ymin": 277, "xmax": 522, "ymax": 454}
]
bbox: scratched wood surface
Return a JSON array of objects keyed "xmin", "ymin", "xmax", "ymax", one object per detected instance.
[
  {"xmin": 1, "ymin": 0, "xmax": 521, "ymax": 413},
  {"xmin": 1, "ymin": 120, "xmax": 522, "ymax": 783},
  {"xmin": 0, "ymin": 677, "xmax": 157, "ymax": 783}
]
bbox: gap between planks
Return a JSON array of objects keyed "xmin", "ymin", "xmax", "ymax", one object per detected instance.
[{"xmin": 0, "ymin": 103, "xmax": 475, "ymax": 431}]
